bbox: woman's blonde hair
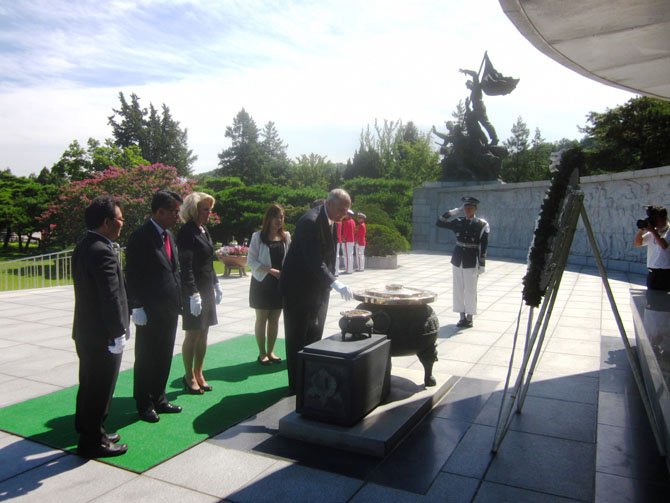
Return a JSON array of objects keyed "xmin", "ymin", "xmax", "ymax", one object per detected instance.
[{"xmin": 180, "ymin": 192, "xmax": 216, "ymax": 223}]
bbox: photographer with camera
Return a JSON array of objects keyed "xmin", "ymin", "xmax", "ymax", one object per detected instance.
[{"xmin": 633, "ymin": 205, "xmax": 670, "ymax": 291}]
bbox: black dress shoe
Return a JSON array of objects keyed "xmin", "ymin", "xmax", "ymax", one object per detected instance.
[
  {"xmin": 105, "ymin": 433, "xmax": 121, "ymax": 444},
  {"xmin": 138, "ymin": 408, "xmax": 160, "ymax": 423},
  {"xmin": 156, "ymin": 402, "xmax": 182, "ymax": 414},
  {"xmin": 183, "ymin": 376, "xmax": 204, "ymax": 395},
  {"xmin": 77, "ymin": 442, "xmax": 128, "ymax": 458}
]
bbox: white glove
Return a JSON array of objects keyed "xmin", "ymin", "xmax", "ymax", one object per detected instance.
[
  {"xmin": 441, "ymin": 207, "xmax": 462, "ymax": 220},
  {"xmin": 107, "ymin": 335, "xmax": 126, "ymax": 354},
  {"xmin": 132, "ymin": 307, "xmax": 147, "ymax": 326},
  {"xmin": 332, "ymin": 280, "xmax": 353, "ymax": 301},
  {"xmin": 190, "ymin": 293, "xmax": 202, "ymax": 316},
  {"xmin": 214, "ymin": 283, "xmax": 223, "ymax": 305}
]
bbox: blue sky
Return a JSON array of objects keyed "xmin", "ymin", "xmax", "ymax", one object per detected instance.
[{"xmin": 0, "ymin": 0, "xmax": 634, "ymax": 177}]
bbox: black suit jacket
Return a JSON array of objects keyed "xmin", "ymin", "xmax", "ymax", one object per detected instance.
[
  {"xmin": 72, "ymin": 232, "xmax": 129, "ymax": 346},
  {"xmin": 125, "ymin": 220, "xmax": 182, "ymax": 317},
  {"xmin": 280, "ymin": 205, "xmax": 336, "ymax": 305},
  {"xmin": 176, "ymin": 220, "xmax": 218, "ymax": 301}
]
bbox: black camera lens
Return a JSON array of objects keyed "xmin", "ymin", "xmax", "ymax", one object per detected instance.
[{"xmin": 637, "ymin": 219, "xmax": 649, "ymax": 229}]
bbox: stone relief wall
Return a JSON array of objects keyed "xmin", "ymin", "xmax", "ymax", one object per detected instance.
[{"xmin": 412, "ymin": 166, "xmax": 670, "ymax": 274}]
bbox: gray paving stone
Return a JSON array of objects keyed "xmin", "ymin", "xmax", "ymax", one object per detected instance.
[
  {"xmin": 485, "ymin": 430, "xmax": 595, "ymax": 501},
  {"xmin": 146, "ymin": 442, "xmax": 278, "ymax": 498},
  {"xmin": 594, "ymin": 472, "xmax": 670, "ymax": 503},
  {"xmin": 475, "ymin": 392, "xmax": 597, "ymax": 443},
  {"xmin": 0, "ymin": 454, "xmax": 136, "ymax": 502},
  {"xmin": 474, "ymin": 481, "xmax": 582, "ymax": 502},
  {"xmin": 0, "ymin": 436, "xmax": 67, "ymax": 482},
  {"xmin": 91, "ymin": 476, "xmax": 220, "ymax": 502},
  {"xmin": 229, "ymin": 462, "xmax": 363, "ymax": 503}
]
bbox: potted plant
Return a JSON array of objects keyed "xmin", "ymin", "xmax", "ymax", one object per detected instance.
[
  {"xmin": 215, "ymin": 238, "xmax": 249, "ymax": 276},
  {"xmin": 364, "ymin": 224, "xmax": 411, "ymax": 269}
]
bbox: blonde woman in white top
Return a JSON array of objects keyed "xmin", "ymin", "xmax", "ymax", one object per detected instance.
[{"xmin": 247, "ymin": 204, "xmax": 291, "ymax": 364}]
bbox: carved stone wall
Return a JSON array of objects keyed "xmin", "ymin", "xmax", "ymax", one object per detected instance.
[{"xmin": 412, "ymin": 166, "xmax": 670, "ymax": 274}]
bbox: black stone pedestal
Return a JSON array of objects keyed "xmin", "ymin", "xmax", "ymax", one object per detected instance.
[{"xmin": 296, "ymin": 333, "xmax": 391, "ymax": 427}]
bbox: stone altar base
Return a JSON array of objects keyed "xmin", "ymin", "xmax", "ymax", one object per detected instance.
[{"xmin": 278, "ymin": 367, "xmax": 458, "ymax": 457}]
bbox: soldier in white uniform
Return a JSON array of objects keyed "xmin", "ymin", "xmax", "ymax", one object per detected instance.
[{"xmin": 436, "ymin": 196, "xmax": 489, "ymax": 328}]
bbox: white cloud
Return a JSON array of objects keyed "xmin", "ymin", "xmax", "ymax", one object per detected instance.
[{"xmin": 0, "ymin": 0, "xmax": 635, "ymax": 176}]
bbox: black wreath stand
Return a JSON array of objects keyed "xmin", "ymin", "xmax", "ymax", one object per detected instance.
[{"xmin": 491, "ymin": 161, "xmax": 665, "ymax": 456}]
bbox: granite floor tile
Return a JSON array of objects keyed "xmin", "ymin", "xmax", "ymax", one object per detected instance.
[
  {"xmin": 433, "ymin": 377, "xmax": 499, "ymax": 423},
  {"xmin": 527, "ymin": 372, "xmax": 598, "ymax": 404},
  {"xmin": 146, "ymin": 443, "xmax": 278, "ymax": 499},
  {"xmin": 595, "ymin": 423, "xmax": 669, "ymax": 483},
  {"xmin": 474, "ymin": 481, "xmax": 582, "ymax": 502},
  {"xmin": 368, "ymin": 416, "xmax": 470, "ymax": 494},
  {"xmin": 594, "ymin": 472, "xmax": 670, "ymax": 503},
  {"xmin": 597, "ymin": 390, "xmax": 648, "ymax": 430},
  {"xmin": 90, "ymin": 476, "xmax": 220, "ymax": 503},
  {"xmin": 0, "ymin": 454, "xmax": 136, "ymax": 503},
  {"xmin": 0, "ymin": 436, "xmax": 68, "ymax": 482},
  {"xmin": 252, "ymin": 433, "xmax": 381, "ymax": 480},
  {"xmin": 229, "ymin": 462, "xmax": 364, "ymax": 503},
  {"xmin": 442, "ymin": 423, "xmax": 496, "ymax": 480},
  {"xmin": 475, "ymin": 392, "xmax": 597, "ymax": 443},
  {"xmin": 485, "ymin": 430, "xmax": 595, "ymax": 501}
]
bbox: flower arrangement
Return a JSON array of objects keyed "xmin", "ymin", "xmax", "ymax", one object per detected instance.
[
  {"xmin": 216, "ymin": 240, "xmax": 249, "ymax": 257},
  {"xmin": 522, "ymin": 148, "xmax": 583, "ymax": 308}
]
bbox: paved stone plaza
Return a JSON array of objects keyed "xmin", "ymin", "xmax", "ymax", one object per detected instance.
[{"xmin": 1, "ymin": 252, "xmax": 669, "ymax": 502}]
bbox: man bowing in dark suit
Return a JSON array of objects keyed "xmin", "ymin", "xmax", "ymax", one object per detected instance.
[
  {"xmin": 72, "ymin": 196, "xmax": 129, "ymax": 458},
  {"xmin": 126, "ymin": 189, "xmax": 184, "ymax": 423},
  {"xmin": 280, "ymin": 188, "xmax": 354, "ymax": 393}
]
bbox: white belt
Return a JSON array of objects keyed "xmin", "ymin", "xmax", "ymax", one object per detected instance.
[{"xmin": 456, "ymin": 241, "xmax": 480, "ymax": 249}]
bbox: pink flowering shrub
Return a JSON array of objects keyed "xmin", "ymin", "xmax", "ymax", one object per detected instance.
[{"xmin": 39, "ymin": 164, "xmax": 194, "ymax": 247}]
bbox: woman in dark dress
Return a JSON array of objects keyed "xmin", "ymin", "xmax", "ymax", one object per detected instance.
[
  {"xmin": 177, "ymin": 192, "xmax": 222, "ymax": 393},
  {"xmin": 247, "ymin": 204, "xmax": 291, "ymax": 364}
]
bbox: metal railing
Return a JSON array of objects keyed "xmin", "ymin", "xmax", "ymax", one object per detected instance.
[{"xmin": 0, "ymin": 249, "xmax": 74, "ymax": 291}]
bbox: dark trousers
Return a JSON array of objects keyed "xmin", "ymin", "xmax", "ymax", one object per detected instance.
[
  {"xmin": 282, "ymin": 295, "xmax": 329, "ymax": 392},
  {"xmin": 74, "ymin": 338, "xmax": 122, "ymax": 447},
  {"xmin": 133, "ymin": 313, "xmax": 178, "ymax": 412},
  {"xmin": 647, "ymin": 268, "xmax": 670, "ymax": 291}
]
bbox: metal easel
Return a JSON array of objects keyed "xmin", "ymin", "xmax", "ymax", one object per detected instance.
[{"xmin": 492, "ymin": 189, "xmax": 665, "ymax": 455}]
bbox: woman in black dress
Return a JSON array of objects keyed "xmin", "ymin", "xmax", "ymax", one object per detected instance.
[
  {"xmin": 177, "ymin": 192, "xmax": 222, "ymax": 393},
  {"xmin": 247, "ymin": 204, "xmax": 291, "ymax": 364}
]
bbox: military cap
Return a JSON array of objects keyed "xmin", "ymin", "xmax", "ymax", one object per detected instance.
[{"xmin": 462, "ymin": 196, "xmax": 480, "ymax": 206}]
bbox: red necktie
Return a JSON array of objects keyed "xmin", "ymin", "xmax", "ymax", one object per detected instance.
[{"xmin": 163, "ymin": 231, "xmax": 172, "ymax": 262}]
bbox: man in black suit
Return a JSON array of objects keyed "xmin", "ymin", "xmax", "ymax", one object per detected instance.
[
  {"xmin": 126, "ymin": 190, "xmax": 184, "ymax": 423},
  {"xmin": 280, "ymin": 188, "xmax": 354, "ymax": 393},
  {"xmin": 72, "ymin": 196, "xmax": 129, "ymax": 458}
]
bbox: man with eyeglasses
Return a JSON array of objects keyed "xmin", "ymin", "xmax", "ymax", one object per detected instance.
[{"xmin": 72, "ymin": 196, "xmax": 129, "ymax": 457}]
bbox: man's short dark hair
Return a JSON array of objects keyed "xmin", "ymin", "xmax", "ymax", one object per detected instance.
[
  {"xmin": 85, "ymin": 196, "xmax": 120, "ymax": 230},
  {"xmin": 151, "ymin": 189, "xmax": 183, "ymax": 213}
]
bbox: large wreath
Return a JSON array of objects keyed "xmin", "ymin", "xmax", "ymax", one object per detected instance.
[{"xmin": 522, "ymin": 148, "xmax": 584, "ymax": 307}]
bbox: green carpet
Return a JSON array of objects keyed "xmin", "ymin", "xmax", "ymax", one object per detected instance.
[{"xmin": 0, "ymin": 335, "xmax": 288, "ymax": 472}]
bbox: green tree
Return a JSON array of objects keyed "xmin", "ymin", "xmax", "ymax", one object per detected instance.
[
  {"xmin": 579, "ymin": 96, "xmax": 670, "ymax": 173},
  {"xmin": 50, "ymin": 140, "xmax": 91, "ymax": 181},
  {"xmin": 47, "ymin": 138, "xmax": 149, "ymax": 183},
  {"xmin": 261, "ymin": 121, "xmax": 291, "ymax": 183},
  {"xmin": 501, "ymin": 116, "xmax": 531, "ymax": 182},
  {"xmin": 0, "ymin": 170, "xmax": 55, "ymax": 250},
  {"xmin": 345, "ymin": 142, "xmax": 382, "ymax": 179},
  {"xmin": 217, "ymin": 109, "xmax": 268, "ymax": 184},
  {"xmin": 290, "ymin": 154, "xmax": 337, "ymax": 190},
  {"xmin": 108, "ymin": 92, "xmax": 196, "ymax": 176}
]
